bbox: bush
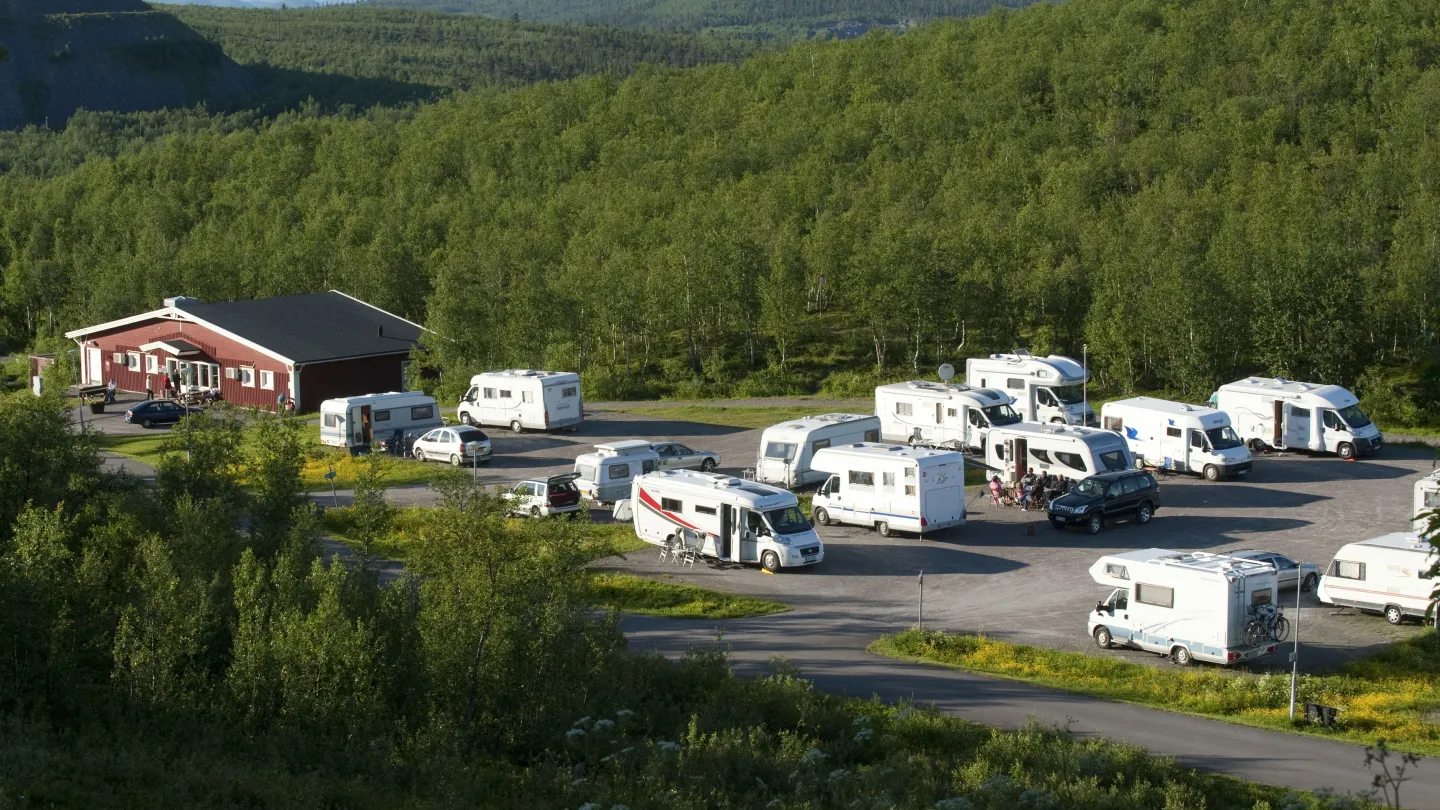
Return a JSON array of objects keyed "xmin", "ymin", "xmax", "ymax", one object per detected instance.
[
  {"xmin": 817, "ymin": 368, "xmax": 914, "ymax": 399},
  {"xmin": 733, "ymin": 365, "xmax": 816, "ymax": 398},
  {"xmin": 580, "ymin": 366, "xmax": 664, "ymax": 402}
]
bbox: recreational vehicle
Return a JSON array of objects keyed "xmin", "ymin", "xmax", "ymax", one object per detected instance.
[
  {"xmin": 631, "ymin": 470, "xmax": 824, "ymax": 572},
  {"xmin": 810, "ymin": 444, "xmax": 966, "ymax": 537},
  {"xmin": 1211, "ymin": 377, "xmax": 1382, "ymax": 458},
  {"xmin": 574, "ymin": 440, "xmax": 660, "ymax": 504},
  {"xmin": 965, "ymin": 351, "xmax": 1095, "ymax": 425},
  {"xmin": 1088, "ymin": 549, "xmax": 1284, "ymax": 666},
  {"xmin": 1101, "ymin": 397, "xmax": 1252, "ymax": 480},
  {"xmin": 875, "ymin": 381, "xmax": 1020, "ymax": 451},
  {"xmin": 457, "ymin": 369, "xmax": 583, "ymax": 433},
  {"xmin": 985, "ymin": 423, "xmax": 1133, "ymax": 482},
  {"xmin": 1415, "ymin": 470, "xmax": 1440, "ymax": 534},
  {"xmin": 319, "ymin": 392, "xmax": 443, "ymax": 451},
  {"xmin": 1317, "ymin": 533, "xmax": 1437, "ymax": 625},
  {"xmin": 755, "ymin": 413, "xmax": 881, "ymax": 488}
]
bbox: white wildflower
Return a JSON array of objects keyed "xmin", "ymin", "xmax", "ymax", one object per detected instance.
[
  {"xmin": 852, "ymin": 715, "xmax": 872, "ymax": 727},
  {"xmin": 799, "ymin": 747, "xmax": 827, "ymax": 766},
  {"xmin": 593, "ymin": 719, "xmax": 616, "ymax": 732},
  {"xmin": 615, "ymin": 709, "xmax": 635, "ymax": 719},
  {"xmin": 573, "ymin": 716, "xmax": 592, "ymax": 729},
  {"xmin": 656, "ymin": 740, "xmax": 681, "ymax": 754},
  {"xmin": 828, "ymin": 768, "xmax": 850, "ymax": 781},
  {"xmin": 570, "ymin": 779, "xmax": 586, "ymax": 788},
  {"xmin": 566, "ymin": 728, "xmax": 586, "ymax": 739},
  {"xmin": 853, "ymin": 728, "xmax": 875, "ymax": 743}
]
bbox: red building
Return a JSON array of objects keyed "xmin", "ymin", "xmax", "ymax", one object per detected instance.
[{"xmin": 65, "ymin": 291, "xmax": 425, "ymax": 412}]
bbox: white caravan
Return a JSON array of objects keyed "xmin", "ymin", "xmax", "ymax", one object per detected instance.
[
  {"xmin": 965, "ymin": 351, "xmax": 1095, "ymax": 425},
  {"xmin": 1101, "ymin": 397, "xmax": 1252, "ymax": 481},
  {"xmin": 1317, "ymin": 533, "xmax": 1437, "ymax": 625},
  {"xmin": 1211, "ymin": 377, "xmax": 1382, "ymax": 458},
  {"xmin": 985, "ymin": 423, "xmax": 1133, "ymax": 482},
  {"xmin": 319, "ymin": 392, "xmax": 443, "ymax": 450},
  {"xmin": 1415, "ymin": 470, "xmax": 1440, "ymax": 534},
  {"xmin": 755, "ymin": 413, "xmax": 881, "ymax": 489},
  {"xmin": 574, "ymin": 440, "xmax": 660, "ymax": 504},
  {"xmin": 810, "ymin": 444, "xmax": 966, "ymax": 537},
  {"xmin": 875, "ymin": 381, "xmax": 1021, "ymax": 452},
  {"xmin": 457, "ymin": 369, "xmax": 583, "ymax": 433},
  {"xmin": 631, "ymin": 470, "xmax": 823, "ymax": 572},
  {"xmin": 1088, "ymin": 549, "xmax": 1283, "ymax": 666}
]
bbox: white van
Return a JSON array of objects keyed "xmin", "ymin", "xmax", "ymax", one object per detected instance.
[
  {"xmin": 1414, "ymin": 470, "xmax": 1440, "ymax": 534},
  {"xmin": 1211, "ymin": 377, "xmax": 1382, "ymax": 459},
  {"xmin": 985, "ymin": 423, "xmax": 1133, "ymax": 482},
  {"xmin": 1317, "ymin": 533, "xmax": 1437, "ymax": 625},
  {"xmin": 1089, "ymin": 549, "xmax": 1283, "ymax": 666},
  {"xmin": 810, "ymin": 443, "xmax": 966, "ymax": 537},
  {"xmin": 319, "ymin": 392, "xmax": 443, "ymax": 450},
  {"xmin": 631, "ymin": 470, "xmax": 823, "ymax": 572},
  {"xmin": 755, "ymin": 413, "xmax": 881, "ymax": 489},
  {"xmin": 457, "ymin": 369, "xmax": 582, "ymax": 433},
  {"xmin": 574, "ymin": 440, "xmax": 660, "ymax": 504},
  {"xmin": 1101, "ymin": 397, "xmax": 1252, "ymax": 481},
  {"xmin": 875, "ymin": 381, "xmax": 1021, "ymax": 452},
  {"xmin": 965, "ymin": 351, "xmax": 1095, "ymax": 425}
]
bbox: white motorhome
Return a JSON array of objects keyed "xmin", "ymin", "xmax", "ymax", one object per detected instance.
[
  {"xmin": 457, "ymin": 369, "xmax": 583, "ymax": 433},
  {"xmin": 965, "ymin": 351, "xmax": 1095, "ymax": 425},
  {"xmin": 875, "ymin": 381, "xmax": 1021, "ymax": 452},
  {"xmin": 1415, "ymin": 470, "xmax": 1440, "ymax": 534},
  {"xmin": 755, "ymin": 413, "xmax": 881, "ymax": 489},
  {"xmin": 1317, "ymin": 533, "xmax": 1437, "ymax": 625},
  {"xmin": 810, "ymin": 444, "xmax": 966, "ymax": 537},
  {"xmin": 1088, "ymin": 549, "xmax": 1284, "ymax": 666},
  {"xmin": 985, "ymin": 423, "xmax": 1133, "ymax": 482},
  {"xmin": 574, "ymin": 440, "xmax": 660, "ymax": 504},
  {"xmin": 319, "ymin": 392, "xmax": 443, "ymax": 450},
  {"xmin": 1211, "ymin": 377, "xmax": 1382, "ymax": 458},
  {"xmin": 1101, "ymin": 397, "xmax": 1252, "ymax": 481},
  {"xmin": 631, "ymin": 470, "xmax": 823, "ymax": 572}
]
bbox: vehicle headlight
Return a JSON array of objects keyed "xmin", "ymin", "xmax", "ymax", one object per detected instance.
[{"xmin": 773, "ymin": 535, "xmax": 791, "ymax": 546}]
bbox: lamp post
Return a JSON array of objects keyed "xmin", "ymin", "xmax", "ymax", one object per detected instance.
[
  {"xmin": 1288, "ymin": 564, "xmax": 1304, "ymax": 720},
  {"xmin": 1082, "ymin": 343, "xmax": 1089, "ymax": 416},
  {"xmin": 182, "ymin": 366, "xmax": 192, "ymax": 462}
]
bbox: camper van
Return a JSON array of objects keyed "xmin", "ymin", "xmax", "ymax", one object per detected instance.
[
  {"xmin": 875, "ymin": 381, "xmax": 1021, "ymax": 451},
  {"xmin": 631, "ymin": 470, "xmax": 824, "ymax": 572},
  {"xmin": 457, "ymin": 369, "xmax": 583, "ymax": 433},
  {"xmin": 1415, "ymin": 470, "xmax": 1440, "ymax": 534},
  {"xmin": 574, "ymin": 440, "xmax": 660, "ymax": 504},
  {"xmin": 1088, "ymin": 549, "xmax": 1284, "ymax": 666},
  {"xmin": 810, "ymin": 444, "xmax": 966, "ymax": 537},
  {"xmin": 1101, "ymin": 397, "xmax": 1252, "ymax": 480},
  {"xmin": 965, "ymin": 352, "xmax": 1095, "ymax": 425},
  {"xmin": 1211, "ymin": 377, "xmax": 1382, "ymax": 459},
  {"xmin": 755, "ymin": 413, "xmax": 882, "ymax": 489},
  {"xmin": 985, "ymin": 423, "xmax": 1133, "ymax": 482},
  {"xmin": 319, "ymin": 392, "xmax": 443, "ymax": 451},
  {"xmin": 1317, "ymin": 533, "xmax": 1437, "ymax": 625}
]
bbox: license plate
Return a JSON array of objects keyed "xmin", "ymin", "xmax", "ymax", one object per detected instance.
[
  {"xmin": 1237, "ymin": 469, "xmax": 1248, "ymax": 476},
  {"xmin": 1242, "ymin": 647, "xmax": 1265, "ymax": 659}
]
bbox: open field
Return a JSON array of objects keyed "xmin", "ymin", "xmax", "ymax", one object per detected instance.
[{"xmin": 585, "ymin": 572, "xmax": 791, "ymax": 619}]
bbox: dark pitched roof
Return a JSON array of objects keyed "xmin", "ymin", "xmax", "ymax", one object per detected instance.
[{"xmin": 175, "ymin": 291, "xmax": 423, "ymax": 364}]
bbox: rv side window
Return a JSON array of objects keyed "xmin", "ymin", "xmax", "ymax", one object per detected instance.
[
  {"xmin": 904, "ymin": 467, "xmax": 915, "ymax": 479},
  {"xmin": 882, "ymin": 472, "xmax": 895, "ymax": 489},
  {"xmin": 1166, "ymin": 427, "xmax": 1182, "ymax": 438},
  {"xmin": 373, "ymin": 410, "xmax": 391, "ymax": 422},
  {"xmin": 499, "ymin": 389, "xmax": 512, "ymax": 399},
  {"xmin": 661, "ymin": 498, "xmax": 683, "ymax": 512},
  {"xmin": 1330, "ymin": 560, "xmax": 1365, "ymax": 580},
  {"xmin": 608, "ymin": 463, "xmax": 631, "ymax": 480},
  {"xmin": 1037, "ymin": 390, "xmax": 1055, "ymax": 407},
  {"xmin": 1323, "ymin": 410, "xmax": 1344, "ymax": 430},
  {"xmin": 323, "ymin": 413, "xmax": 341, "ymax": 428},
  {"xmin": 996, "ymin": 445, "xmax": 1006, "ymax": 460},
  {"xmin": 1190, "ymin": 430, "xmax": 1205, "ymax": 448},
  {"xmin": 522, "ymin": 391, "xmax": 533, "ymax": 403},
  {"xmin": 483, "ymin": 388, "xmax": 496, "ymax": 399},
  {"xmin": 695, "ymin": 505, "xmax": 717, "ymax": 516},
  {"xmin": 1425, "ymin": 491, "xmax": 1440, "ymax": 508},
  {"xmin": 865, "ymin": 429, "xmax": 879, "ymax": 442},
  {"xmin": 848, "ymin": 471, "xmax": 875, "ymax": 487},
  {"xmin": 1135, "ymin": 583, "xmax": 1174, "ymax": 609},
  {"xmin": 905, "ymin": 484, "xmax": 916, "ymax": 496},
  {"xmin": 411, "ymin": 405, "xmax": 435, "ymax": 421},
  {"xmin": 1007, "ymin": 378, "xmax": 1024, "ymax": 390},
  {"xmin": 896, "ymin": 402, "xmax": 913, "ymax": 416},
  {"xmin": 1103, "ymin": 416, "xmax": 1123, "ymax": 432},
  {"xmin": 1251, "ymin": 589, "xmax": 1272, "ymax": 607},
  {"xmin": 464, "ymin": 386, "xmax": 478, "ymax": 402},
  {"xmin": 562, "ymin": 387, "xmax": 577, "ymax": 398},
  {"xmin": 577, "ymin": 464, "xmax": 598, "ymax": 482},
  {"xmin": 642, "ymin": 460, "xmax": 657, "ymax": 473},
  {"xmin": 764, "ymin": 442, "xmax": 797, "ymax": 460},
  {"xmin": 812, "ymin": 438, "xmax": 831, "ymax": 453},
  {"xmin": 1104, "ymin": 563, "xmax": 1128, "ymax": 579},
  {"xmin": 1029, "ymin": 448, "xmax": 1052, "ymax": 465},
  {"xmin": 947, "ymin": 408, "xmax": 958, "ymax": 417},
  {"xmin": 1055, "ymin": 451, "xmax": 1087, "ymax": 473}
]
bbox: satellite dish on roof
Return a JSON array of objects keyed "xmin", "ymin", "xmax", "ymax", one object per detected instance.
[{"xmin": 938, "ymin": 363, "xmax": 955, "ymax": 382}]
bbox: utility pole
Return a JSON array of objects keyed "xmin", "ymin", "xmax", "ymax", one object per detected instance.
[
  {"xmin": 1289, "ymin": 566, "xmax": 1303, "ymax": 720},
  {"xmin": 1082, "ymin": 342, "xmax": 1089, "ymax": 416}
]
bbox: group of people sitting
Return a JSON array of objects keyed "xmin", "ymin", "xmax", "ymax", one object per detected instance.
[{"xmin": 989, "ymin": 468, "xmax": 1072, "ymax": 511}]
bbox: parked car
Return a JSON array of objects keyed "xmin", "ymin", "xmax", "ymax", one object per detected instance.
[
  {"xmin": 504, "ymin": 473, "xmax": 583, "ymax": 517},
  {"xmin": 1225, "ymin": 549, "xmax": 1322, "ymax": 592},
  {"xmin": 652, "ymin": 441, "xmax": 720, "ymax": 471},
  {"xmin": 412, "ymin": 426, "xmax": 492, "ymax": 466},
  {"xmin": 1047, "ymin": 469, "xmax": 1160, "ymax": 535},
  {"xmin": 124, "ymin": 400, "xmax": 190, "ymax": 429}
]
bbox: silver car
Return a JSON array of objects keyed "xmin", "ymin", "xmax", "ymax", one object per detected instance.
[
  {"xmin": 413, "ymin": 426, "xmax": 492, "ymax": 466},
  {"xmin": 652, "ymin": 441, "xmax": 720, "ymax": 472},
  {"xmin": 1226, "ymin": 549, "xmax": 1322, "ymax": 592}
]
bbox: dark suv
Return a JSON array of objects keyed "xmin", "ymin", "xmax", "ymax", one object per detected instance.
[
  {"xmin": 1047, "ymin": 470, "xmax": 1160, "ymax": 535},
  {"xmin": 124, "ymin": 400, "xmax": 190, "ymax": 429}
]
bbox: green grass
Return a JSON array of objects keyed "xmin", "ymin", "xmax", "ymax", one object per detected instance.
[
  {"xmin": 584, "ymin": 572, "xmax": 790, "ymax": 619},
  {"xmin": 93, "ymin": 433, "xmax": 171, "ymax": 466},
  {"xmin": 321, "ymin": 505, "xmax": 646, "ymax": 563},
  {"xmin": 608, "ymin": 404, "xmax": 873, "ymax": 430},
  {"xmin": 871, "ymin": 628, "xmax": 1440, "ymax": 757}
]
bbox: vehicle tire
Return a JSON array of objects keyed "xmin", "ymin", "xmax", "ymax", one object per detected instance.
[
  {"xmin": 1094, "ymin": 627, "xmax": 1112, "ymax": 649},
  {"xmin": 1172, "ymin": 646, "xmax": 1193, "ymax": 667},
  {"xmin": 1302, "ymin": 573, "xmax": 1318, "ymax": 593},
  {"xmin": 876, "ymin": 520, "xmax": 892, "ymax": 538},
  {"xmin": 1085, "ymin": 513, "xmax": 1103, "ymax": 535},
  {"xmin": 413, "ymin": 448, "xmax": 426, "ymax": 462},
  {"xmin": 460, "ymin": 412, "xmax": 474, "ymax": 426},
  {"xmin": 761, "ymin": 550, "xmax": 780, "ymax": 573},
  {"xmin": 813, "ymin": 507, "xmax": 831, "ymax": 527},
  {"xmin": 141, "ymin": 418, "xmax": 153, "ymax": 429},
  {"xmin": 1135, "ymin": 456, "xmax": 1147, "ymax": 470},
  {"xmin": 1051, "ymin": 417, "xmax": 1065, "ymax": 424},
  {"xmin": 1337, "ymin": 442, "xmax": 1356, "ymax": 460},
  {"xmin": 1050, "ymin": 517, "xmax": 1066, "ymax": 530},
  {"xmin": 1385, "ymin": 605, "xmax": 1405, "ymax": 625},
  {"xmin": 700, "ymin": 458, "xmax": 717, "ymax": 472},
  {"xmin": 510, "ymin": 420, "xmax": 523, "ymax": 434},
  {"xmin": 1203, "ymin": 464, "xmax": 1220, "ymax": 482},
  {"xmin": 450, "ymin": 453, "xmax": 462, "ymax": 467},
  {"xmin": 1136, "ymin": 502, "xmax": 1153, "ymax": 525},
  {"xmin": 1273, "ymin": 616, "xmax": 1290, "ymax": 643}
]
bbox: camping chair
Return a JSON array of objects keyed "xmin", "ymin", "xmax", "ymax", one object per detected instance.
[{"xmin": 658, "ymin": 537, "xmax": 676, "ymax": 564}]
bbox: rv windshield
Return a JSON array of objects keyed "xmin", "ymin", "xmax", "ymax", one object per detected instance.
[
  {"xmin": 1050, "ymin": 385, "xmax": 1086, "ymax": 405},
  {"xmin": 1204, "ymin": 426, "xmax": 1244, "ymax": 450},
  {"xmin": 764, "ymin": 442, "xmax": 798, "ymax": 460},
  {"xmin": 1337, "ymin": 404, "xmax": 1372, "ymax": 429},
  {"xmin": 982, "ymin": 404, "xmax": 1022, "ymax": 426},
  {"xmin": 765, "ymin": 506, "xmax": 811, "ymax": 535}
]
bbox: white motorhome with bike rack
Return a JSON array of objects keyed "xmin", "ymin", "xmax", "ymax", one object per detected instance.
[
  {"xmin": 965, "ymin": 351, "xmax": 1095, "ymax": 425},
  {"xmin": 630, "ymin": 470, "xmax": 823, "ymax": 572},
  {"xmin": 574, "ymin": 440, "xmax": 660, "ymax": 504},
  {"xmin": 457, "ymin": 369, "xmax": 583, "ymax": 433},
  {"xmin": 810, "ymin": 444, "xmax": 967, "ymax": 537},
  {"xmin": 1088, "ymin": 549, "xmax": 1284, "ymax": 666},
  {"xmin": 984, "ymin": 423, "xmax": 1133, "ymax": 482},
  {"xmin": 755, "ymin": 413, "xmax": 881, "ymax": 489},
  {"xmin": 1101, "ymin": 397, "xmax": 1252, "ymax": 480},
  {"xmin": 1317, "ymin": 533, "xmax": 1437, "ymax": 625},
  {"xmin": 319, "ymin": 392, "xmax": 443, "ymax": 451},
  {"xmin": 875, "ymin": 380, "xmax": 1021, "ymax": 452},
  {"xmin": 1210, "ymin": 377, "xmax": 1382, "ymax": 458},
  {"xmin": 1415, "ymin": 470, "xmax": 1440, "ymax": 534}
]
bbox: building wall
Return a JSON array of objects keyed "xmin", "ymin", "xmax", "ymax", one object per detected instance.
[{"xmin": 296, "ymin": 355, "xmax": 408, "ymax": 412}]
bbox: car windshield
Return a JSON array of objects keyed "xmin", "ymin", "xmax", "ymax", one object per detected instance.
[
  {"xmin": 982, "ymin": 404, "xmax": 1022, "ymax": 426},
  {"xmin": 765, "ymin": 506, "xmax": 811, "ymax": 535},
  {"xmin": 1205, "ymin": 425, "xmax": 1244, "ymax": 450},
  {"xmin": 1050, "ymin": 384, "xmax": 1086, "ymax": 405},
  {"xmin": 1073, "ymin": 478, "xmax": 1107, "ymax": 496},
  {"xmin": 455, "ymin": 428, "xmax": 488, "ymax": 442},
  {"xmin": 1338, "ymin": 404, "xmax": 1372, "ymax": 429},
  {"xmin": 764, "ymin": 442, "xmax": 797, "ymax": 460}
]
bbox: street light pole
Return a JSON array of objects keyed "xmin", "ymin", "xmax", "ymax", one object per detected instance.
[
  {"xmin": 1289, "ymin": 565, "xmax": 1303, "ymax": 720},
  {"xmin": 1082, "ymin": 342, "xmax": 1089, "ymax": 416}
]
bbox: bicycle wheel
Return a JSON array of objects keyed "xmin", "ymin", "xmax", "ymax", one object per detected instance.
[
  {"xmin": 1244, "ymin": 620, "xmax": 1264, "ymax": 648},
  {"xmin": 1272, "ymin": 616, "xmax": 1290, "ymax": 643}
]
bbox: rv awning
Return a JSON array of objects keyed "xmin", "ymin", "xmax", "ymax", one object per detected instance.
[
  {"xmin": 139, "ymin": 339, "xmax": 204, "ymax": 357},
  {"xmin": 963, "ymin": 457, "xmax": 1002, "ymax": 474}
]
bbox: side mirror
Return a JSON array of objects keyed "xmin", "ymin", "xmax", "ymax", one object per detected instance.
[{"xmin": 1095, "ymin": 601, "xmax": 1106, "ymax": 614}]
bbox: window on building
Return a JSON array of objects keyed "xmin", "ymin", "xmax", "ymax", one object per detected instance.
[
  {"xmin": 499, "ymin": 389, "xmax": 512, "ymax": 399},
  {"xmin": 1330, "ymin": 560, "xmax": 1365, "ymax": 580},
  {"xmin": 483, "ymin": 388, "xmax": 496, "ymax": 399},
  {"xmin": 695, "ymin": 505, "xmax": 717, "ymax": 516},
  {"xmin": 1136, "ymin": 583, "xmax": 1174, "ymax": 609},
  {"xmin": 562, "ymin": 387, "xmax": 577, "ymax": 398},
  {"xmin": 896, "ymin": 402, "xmax": 913, "ymax": 416},
  {"xmin": 240, "ymin": 366, "xmax": 255, "ymax": 387},
  {"xmin": 127, "ymin": 352, "xmax": 141, "ymax": 371},
  {"xmin": 411, "ymin": 405, "xmax": 435, "ymax": 421},
  {"xmin": 661, "ymin": 497, "xmax": 683, "ymax": 512},
  {"xmin": 259, "ymin": 370, "xmax": 275, "ymax": 390},
  {"xmin": 608, "ymin": 463, "xmax": 631, "ymax": 480},
  {"xmin": 145, "ymin": 355, "xmax": 159, "ymax": 373},
  {"xmin": 522, "ymin": 391, "xmax": 533, "ymax": 403},
  {"xmin": 373, "ymin": 410, "xmax": 391, "ymax": 422}
]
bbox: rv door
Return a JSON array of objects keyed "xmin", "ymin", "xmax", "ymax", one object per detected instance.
[
  {"xmin": 1095, "ymin": 588, "xmax": 1133, "ymax": 644},
  {"xmin": 719, "ymin": 505, "xmax": 734, "ymax": 561},
  {"xmin": 1272, "ymin": 400, "xmax": 1284, "ymax": 447},
  {"xmin": 1285, "ymin": 406, "xmax": 1311, "ymax": 449},
  {"xmin": 1007, "ymin": 438, "xmax": 1028, "ymax": 480},
  {"xmin": 739, "ymin": 509, "xmax": 762, "ymax": 563}
]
